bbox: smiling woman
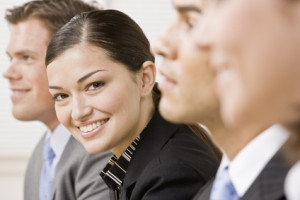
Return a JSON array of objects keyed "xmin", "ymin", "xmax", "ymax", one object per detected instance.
[{"xmin": 46, "ymin": 9, "xmax": 220, "ymax": 200}]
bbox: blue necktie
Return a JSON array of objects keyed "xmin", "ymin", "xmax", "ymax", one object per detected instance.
[
  {"xmin": 39, "ymin": 138, "xmax": 56, "ymax": 200},
  {"xmin": 210, "ymin": 167, "xmax": 239, "ymax": 200}
]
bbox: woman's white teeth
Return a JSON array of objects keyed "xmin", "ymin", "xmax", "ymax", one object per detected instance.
[{"xmin": 80, "ymin": 120, "xmax": 106, "ymax": 133}]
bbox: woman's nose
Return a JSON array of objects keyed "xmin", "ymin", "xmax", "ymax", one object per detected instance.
[{"xmin": 71, "ymin": 95, "xmax": 92, "ymax": 121}]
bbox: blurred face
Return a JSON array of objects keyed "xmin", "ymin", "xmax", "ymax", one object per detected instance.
[
  {"xmin": 153, "ymin": 0, "xmax": 219, "ymax": 124},
  {"xmin": 3, "ymin": 18, "xmax": 57, "ymax": 128},
  {"xmin": 195, "ymin": 0, "xmax": 300, "ymax": 129},
  {"xmin": 47, "ymin": 44, "xmax": 146, "ymax": 155}
]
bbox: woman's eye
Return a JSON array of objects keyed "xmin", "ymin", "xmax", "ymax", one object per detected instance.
[
  {"xmin": 53, "ymin": 93, "xmax": 68, "ymax": 101},
  {"xmin": 87, "ymin": 81, "xmax": 105, "ymax": 91}
]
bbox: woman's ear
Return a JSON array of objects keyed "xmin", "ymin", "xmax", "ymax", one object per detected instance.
[{"xmin": 139, "ymin": 61, "xmax": 156, "ymax": 96}]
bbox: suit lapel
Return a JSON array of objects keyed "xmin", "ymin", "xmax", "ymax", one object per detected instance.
[
  {"xmin": 24, "ymin": 133, "xmax": 45, "ymax": 200},
  {"xmin": 193, "ymin": 150, "xmax": 291, "ymax": 200},
  {"xmin": 241, "ymin": 151, "xmax": 291, "ymax": 200},
  {"xmin": 50, "ymin": 136, "xmax": 73, "ymax": 199},
  {"xmin": 36, "ymin": 134, "xmax": 45, "ymax": 195}
]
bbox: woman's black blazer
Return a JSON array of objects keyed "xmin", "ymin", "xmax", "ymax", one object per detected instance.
[{"xmin": 120, "ymin": 111, "xmax": 219, "ymax": 200}]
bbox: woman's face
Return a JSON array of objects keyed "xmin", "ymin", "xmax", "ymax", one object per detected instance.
[{"xmin": 47, "ymin": 44, "xmax": 145, "ymax": 156}]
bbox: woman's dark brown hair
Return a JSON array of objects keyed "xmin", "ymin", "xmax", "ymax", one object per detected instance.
[
  {"xmin": 46, "ymin": 10, "xmax": 154, "ymax": 69},
  {"xmin": 46, "ymin": 9, "xmax": 221, "ymax": 160}
]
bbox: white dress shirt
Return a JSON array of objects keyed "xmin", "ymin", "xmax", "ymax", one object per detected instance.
[
  {"xmin": 45, "ymin": 124, "xmax": 71, "ymax": 177},
  {"xmin": 217, "ymin": 124, "xmax": 289, "ymax": 197},
  {"xmin": 285, "ymin": 161, "xmax": 300, "ymax": 200}
]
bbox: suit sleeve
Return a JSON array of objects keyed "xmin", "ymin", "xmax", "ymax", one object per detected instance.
[
  {"xmin": 74, "ymin": 151, "xmax": 112, "ymax": 200},
  {"xmin": 130, "ymin": 161, "xmax": 206, "ymax": 200}
]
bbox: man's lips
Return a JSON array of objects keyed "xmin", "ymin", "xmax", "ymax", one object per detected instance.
[
  {"xmin": 158, "ymin": 76, "xmax": 177, "ymax": 91},
  {"xmin": 158, "ymin": 69, "xmax": 178, "ymax": 89},
  {"xmin": 10, "ymin": 89, "xmax": 30, "ymax": 102}
]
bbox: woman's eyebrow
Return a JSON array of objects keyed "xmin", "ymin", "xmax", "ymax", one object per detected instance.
[
  {"xmin": 49, "ymin": 69, "xmax": 107, "ymax": 90},
  {"xmin": 77, "ymin": 69, "xmax": 107, "ymax": 83}
]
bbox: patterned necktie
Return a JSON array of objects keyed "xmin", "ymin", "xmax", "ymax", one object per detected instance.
[
  {"xmin": 210, "ymin": 167, "xmax": 239, "ymax": 200},
  {"xmin": 39, "ymin": 138, "xmax": 56, "ymax": 200}
]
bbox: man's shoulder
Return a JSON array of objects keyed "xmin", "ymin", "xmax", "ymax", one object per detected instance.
[{"xmin": 60, "ymin": 136, "xmax": 111, "ymax": 163}]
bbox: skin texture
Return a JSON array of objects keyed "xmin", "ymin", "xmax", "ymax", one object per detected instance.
[
  {"xmin": 193, "ymin": 2, "xmax": 300, "ymax": 198},
  {"xmin": 153, "ymin": 0, "xmax": 220, "ymax": 127},
  {"xmin": 47, "ymin": 44, "xmax": 156, "ymax": 157},
  {"xmin": 3, "ymin": 18, "xmax": 58, "ymax": 130},
  {"xmin": 153, "ymin": 0, "xmax": 268, "ymax": 159},
  {"xmin": 194, "ymin": 0, "xmax": 300, "ymax": 131},
  {"xmin": 153, "ymin": 0, "xmax": 236, "ymax": 157}
]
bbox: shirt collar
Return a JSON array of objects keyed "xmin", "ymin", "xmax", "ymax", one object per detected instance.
[
  {"xmin": 220, "ymin": 124, "xmax": 289, "ymax": 196},
  {"xmin": 285, "ymin": 161, "xmax": 300, "ymax": 199},
  {"xmin": 100, "ymin": 135, "xmax": 141, "ymax": 199},
  {"xmin": 46, "ymin": 124, "xmax": 71, "ymax": 164}
]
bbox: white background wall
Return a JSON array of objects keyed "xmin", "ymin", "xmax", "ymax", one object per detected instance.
[{"xmin": 0, "ymin": 0, "xmax": 173, "ymax": 199}]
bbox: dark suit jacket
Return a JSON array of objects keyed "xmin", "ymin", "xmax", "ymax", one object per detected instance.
[
  {"xmin": 120, "ymin": 111, "xmax": 219, "ymax": 200},
  {"xmin": 193, "ymin": 151, "xmax": 291, "ymax": 200},
  {"xmin": 24, "ymin": 133, "xmax": 112, "ymax": 200}
]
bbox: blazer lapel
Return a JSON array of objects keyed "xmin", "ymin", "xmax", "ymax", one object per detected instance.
[
  {"xmin": 193, "ymin": 179, "xmax": 214, "ymax": 200},
  {"xmin": 121, "ymin": 111, "xmax": 179, "ymax": 199}
]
